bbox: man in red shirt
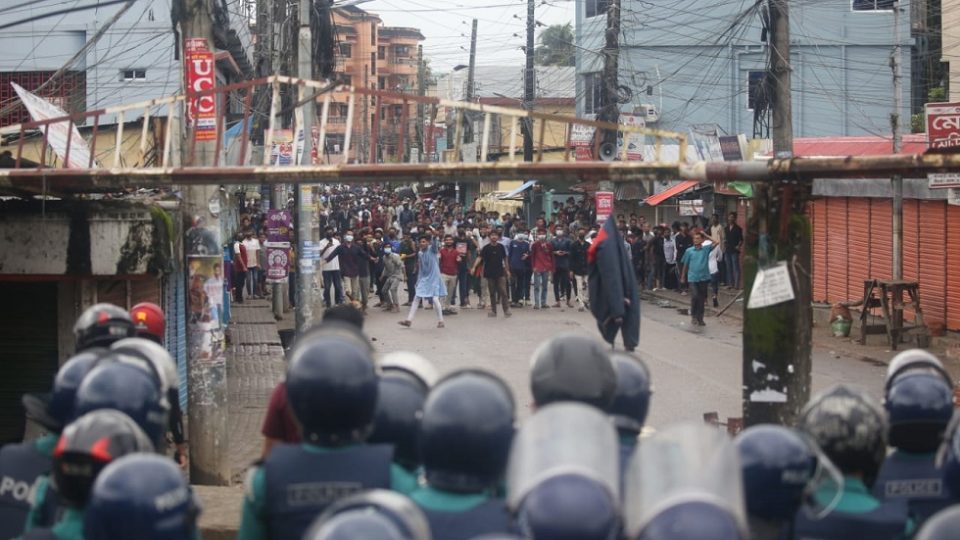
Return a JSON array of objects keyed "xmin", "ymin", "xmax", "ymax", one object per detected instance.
[
  {"xmin": 438, "ymin": 235, "xmax": 462, "ymax": 313},
  {"xmin": 531, "ymin": 231, "xmax": 555, "ymax": 309}
]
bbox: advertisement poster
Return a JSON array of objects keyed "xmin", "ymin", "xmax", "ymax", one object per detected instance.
[
  {"xmin": 266, "ymin": 209, "xmax": 293, "ymax": 243},
  {"xmin": 185, "ymin": 39, "xmax": 216, "ymax": 142},
  {"xmin": 596, "ymin": 191, "xmax": 614, "ymax": 223},
  {"xmin": 187, "ymin": 257, "xmax": 226, "ymax": 363},
  {"xmin": 270, "ymin": 129, "xmax": 294, "ymax": 165},
  {"xmin": 264, "ymin": 244, "xmax": 290, "ymax": 284}
]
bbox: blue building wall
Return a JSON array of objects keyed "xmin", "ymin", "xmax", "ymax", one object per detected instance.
[{"xmin": 575, "ymin": 0, "xmax": 913, "ymax": 138}]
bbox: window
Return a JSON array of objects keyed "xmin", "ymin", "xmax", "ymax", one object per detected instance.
[
  {"xmin": 338, "ymin": 104, "xmax": 349, "ymax": 117},
  {"xmin": 378, "ymin": 76, "xmax": 386, "ymax": 89},
  {"xmin": 852, "ymin": 0, "xmax": 895, "ymax": 10},
  {"xmin": 370, "ymin": 53, "xmax": 376, "ymax": 75},
  {"xmin": 339, "ymin": 43, "xmax": 352, "ymax": 57},
  {"xmin": 583, "ymin": 72, "xmax": 604, "ymax": 115},
  {"xmin": 586, "ymin": 0, "xmax": 611, "ymax": 18},
  {"xmin": 341, "ymin": 74, "xmax": 352, "ymax": 86},
  {"xmin": 394, "ymin": 45, "xmax": 410, "ymax": 57},
  {"xmin": 371, "ymin": 22, "xmax": 377, "ymax": 45},
  {"xmin": 378, "ymin": 46, "xmax": 386, "ymax": 60},
  {"xmin": 746, "ymin": 70, "xmax": 766, "ymax": 111},
  {"xmin": 121, "ymin": 69, "xmax": 146, "ymax": 81}
]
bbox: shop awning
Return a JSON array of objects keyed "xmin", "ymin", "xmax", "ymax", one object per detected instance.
[
  {"xmin": 643, "ymin": 180, "xmax": 699, "ymax": 206},
  {"xmin": 500, "ymin": 180, "xmax": 537, "ymax": 199}
]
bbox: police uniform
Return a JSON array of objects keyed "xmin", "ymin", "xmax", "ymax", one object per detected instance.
[
  {"xmin": 18, "ymin": 508, "xmax": 84, "ymax": 540},
  {"xmin": 0, "ymin": 434, "xmax": 57, "ymax": 539},
  {"xmin": 873, "ymin": 450, "xmax": 951, "ymax": 522},
  {"xmin": 793, "ymin": 477, "xmax": 913, "ymax": 540},
  {"xmin": 410, "ymin": 486, "xmax": 512, "ymax": 540}
]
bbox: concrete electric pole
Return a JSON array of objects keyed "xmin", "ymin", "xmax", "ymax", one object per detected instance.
[
  {"xmin": 523, "ymin": 0, "xmax": 534, "ymax": 162},
  {"xmin": 892, "ymin": 0, "xmax": 904, "ymax": 280},
  {"xmin": 742, "ymin": 0, "xmax": 812, "ymax": 427},
  {"xmin": 417, "ymin": 44, "xmax": 425, "ymax": 158},
  {"xmin": 598, "ymin": 0, "xmax": 621, "ymax": 161},
  {"xmin": 180, "ymin": 0, "xmax": 229, "ymax": 485},
  {"xmin": 295, "ymin": 0, "xmax": 316, "ymax": 332}
]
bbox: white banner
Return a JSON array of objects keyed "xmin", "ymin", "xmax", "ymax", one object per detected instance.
[{"xmin": 11, "ymin": 83, "xmax": 95, "ymax": 169}]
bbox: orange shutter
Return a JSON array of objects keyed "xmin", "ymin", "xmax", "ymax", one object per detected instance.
[
  {"xmin": 810, "ymin": 200, "xmax": 828, "ymax": 302},
  {"xmin": 847, "ymin": 199, "xmax": 870, "ymax": 300},
  {"xmin": 916, "ymin": 200, "xmax": 947, "ymax": 327},
  {"xmin": 947, "ymin": 204, "xmax": 960, "ymax": 331},
  {"xmin": 825, "ymin": 198, "xmax": 850, "ymax": 302}
]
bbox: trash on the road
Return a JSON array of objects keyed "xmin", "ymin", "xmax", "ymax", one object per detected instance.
[
  {"xmin": 656, "ymin": 300, "xmax": 675, "ymax": 309},
  {"xmin": 677, "ymin": 308, "xmax": 689, "ymax": 316}
]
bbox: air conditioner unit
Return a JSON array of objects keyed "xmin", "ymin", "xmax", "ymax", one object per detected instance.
[{"xmin": 635, "ymin": 104, "xmax": 660, "ymax": 124}]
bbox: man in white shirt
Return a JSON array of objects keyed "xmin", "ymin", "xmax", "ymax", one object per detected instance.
[
  {"xmin": 318, "ymin": 226, "xmax": 344, "ymax": 307},
  {"xmin": 242, "ymin": 230, "xmax": 263, "ymax": 298},
  {"xmin": 663, "ymin": 232, "xmax": 677, "ymax": 290}
]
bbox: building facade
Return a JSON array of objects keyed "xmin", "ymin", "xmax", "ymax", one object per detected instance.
[
  {"xmin": 575, "ymin": 0, "xmax": 913, "ymax": 138},
  {"xmin": 944, "ymin": 0, "xmax": 960, "ymax": 100}
]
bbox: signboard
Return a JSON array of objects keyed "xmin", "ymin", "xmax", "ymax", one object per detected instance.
[
  {"xmin": 185, "ymin": 39, "xmax": 216, "ymax": 142},
  {"xmin": 595, "ymin": 191, "xmax": 614, "ymax": 223},
  {"xmin": 621, "ymin": 113, "xmax": 645, "ymax": 161},
  {"xmin": 926, "ymin": 102, "xmax": 960, "ymax": 151},
  {"xmin": 747, "ymin": 262, "xmax": 796, "ymax": 309},
  {"xmin": 266, "ymin": 209, "xmax": 293, "ymax": 243},
  {"xmin": 271, "ymin": 129, "xmax": 294, "ymax": 165},
  {"xmin": 678, "ymin": 199, "xmax": 705, "ymax": 216},
  {"xmin": 719, "ymin": 136, "xmax": 744, "ymax": 161},
  {"xmin": 264, "ymin": 244, "xmax": 289, "ymax": 284},
  {"xmin": 928, "ymin": 172, "xmax": 960, "ymax": 189},
  {"xmin": 11, "ymin": 83, "xmax": 94, "ymax": 168},
  {"xmin": 948, "ymin": 188, "xmax": 960, "ymax": 206}
]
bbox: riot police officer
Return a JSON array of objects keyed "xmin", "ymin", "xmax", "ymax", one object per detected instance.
[
  {"xmin": 72, "ymin": 304, "xmax": 136, "ymax": 351},
  {"xmin": 624, "ymin": 422, "xmax": 747, "ymax": 540},
  {"xmin": 411, "ymin": 369, "xmax": 516, "ymax": 540},
  {"xmin": 129, "ymin": 302, "xmax": 165, "ymax": 344},
  {"xmin": 793, "ymin": 384, "xmax": 912, "ymax": 540},
  {"xmin": 304, "ymin": 490, "xmax": 432, "ymax": 540},
  {"xmin": 873, "ymin": 350, "xmax": 955, "ymax": 523},
  {"xmin": 21, "ymin": 410, "xmax": 154, "ymax": 539},
  {"xmin": 238, "ymin": 333, "xmax": 398, "ymax": 540},
  {"xmin": 914, "ymin": 506, "xmax": 960, "ymax": 540},
  {"xmin": 735, "ymin": 425, "xmax": 818, "ymax": 540},
  {"xmin": 529, "ymin": 334, "xmax": 617, "ymax": 411},
  {"xmin": 368, "ymin": 351, "xmax": 439, "ymax": 494},
  {"xmin": 507, "ymin": 402, "xmax": 621, "ymax": 540},
  {"xmin": 939, "ymin": 413, "xmax": 960, "ymax": 500},
  {"xmin": 609, "ymin": 353, "xmax": 652, "ymax": 488},
  {"xmin": 84, "ymin": 454, "xmax": 200, "ymax": 540},
  {"xmin": 0, "ymin": 349, "xmax": 105, "ymax": 538}
]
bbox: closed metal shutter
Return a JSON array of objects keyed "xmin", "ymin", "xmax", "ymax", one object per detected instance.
[
  {"xmin": 825, "ymin": 198, "xmax": 850, "ymax": 302},
  {"xmin": 810, "ymin": 199, "xmax": 828, "ymax": 302},
  {"xmin": 868, "ymin": 199, "xmax": 893, "ymax": 280},
  {"xmin": 0, "ymin": 283, "xmax": 58, "ymax": 445},
  {"xmin": 847, "ymin": 199, "xmax": 870, "ymax": 301},
  {"xmin": 947, "ymin": 205, "xmax": 960, "ymax": 331},
  {"xmin": 917, "ymin": 200, "xmax": 947, "ymax": 328}
]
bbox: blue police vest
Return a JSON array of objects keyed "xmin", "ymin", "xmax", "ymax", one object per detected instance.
[
  {"xmin": 262, "ymin": 443, "xmax": 393, "ymax": 539},
  {"xmin": 32, "ymin": 478, "xmax": 66, "ymax": 528},
  {"xmin": 0, "ymin": 442, "xmax": 52, "ymax": 539},
  {"xmin": 873, "ymin": 450, "xmax": 952, "ymax": 522},
  {"xmin": 792, "ymin": 500, "xmax": 909, "ymax": 540},
  {"xmin": 422, "ymin": 499, "xmax": 513, "ymax": 540},
  {"xmin": 22, "ymin": 528, "xmax": 58, "ymax": 540}
]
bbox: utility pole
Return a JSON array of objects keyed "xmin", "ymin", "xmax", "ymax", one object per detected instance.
[
  {"xmin": 295, "ymin": 0, "xmax": 316, "ymax": 332},
  {"xmin": 742, "ymin": 0, "xmax": 812, "ymax": 427},
  {"xmin": 597, "ymin": 0, "xmax": 621, "ymax": 162},
  {"xmin": 892, "ymin": 0, "xmax": 904, "ymax": 280},
  {"xmin": 417, "ymin": 44, "xmax": 425, "ymax": 158},
  {"xmin": 179, "ymin": 0, "xmax": 228, "ymax": 485},
  {"xmin": 467, "ymin": 19, "xmax": 478, "ymax": 102},
  {"xmin": 523, "ymin": 0, "xmax": 535, "ymax": 161}
]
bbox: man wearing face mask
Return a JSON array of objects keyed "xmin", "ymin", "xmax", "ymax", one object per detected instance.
[
  {"xmin": 570, "ymin": 229, "xmax": 590, "ymax": 311},
  {"xmin": 551, "ymin": 227, "xmax": 573, "ymax": 308},
  {"xmin": 381, "ymin": 242, "xmax": 404, "ymax": 312},
  {"xmin": 318, "ymin": 227, "xmax": 344, "ymax": 307}
]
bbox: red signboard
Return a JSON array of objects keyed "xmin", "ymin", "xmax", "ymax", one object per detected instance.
[
  {"xmin": 596, "ymin": 191, "xmax": 614, "ymax": 223},
  {"xmin": 185, "ymin": 39, "xmax": 216, "ymax": 142},
  {"xmin": 926, "ymin": 102, "xmax": 960, "ymax": 151}
]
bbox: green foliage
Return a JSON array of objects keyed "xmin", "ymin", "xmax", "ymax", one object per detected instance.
[{"xmin": 534, "ymin": 23, "xmax": 574, "ymax": 67}]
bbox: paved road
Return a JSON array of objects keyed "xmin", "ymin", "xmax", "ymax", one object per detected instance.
[{"xmin": 360, "ymin": 298, "xmax": 889, "ymax": 427}]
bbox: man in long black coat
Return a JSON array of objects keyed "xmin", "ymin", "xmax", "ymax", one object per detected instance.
[{"xmin": 588, "ymin": 216, "xmax": 640, "ymax": 351}]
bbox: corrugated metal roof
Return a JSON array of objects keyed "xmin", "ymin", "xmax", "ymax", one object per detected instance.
[{"xmin": 769, "ymin": 135, "xmax": 929, "ymax": 157}]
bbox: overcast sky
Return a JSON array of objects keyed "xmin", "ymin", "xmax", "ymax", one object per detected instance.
[{"xmin": 359, "ymin": 0, "xmax": 576, "ymax": 71}]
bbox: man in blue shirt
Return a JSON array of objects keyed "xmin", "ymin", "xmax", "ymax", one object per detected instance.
[{"xmin": 680, "ymin": 230, "xmax": 715, "ymax": 327}]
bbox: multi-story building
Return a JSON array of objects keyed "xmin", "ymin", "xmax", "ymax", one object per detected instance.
[
  {"xmin": 575, "ymin": 0, "xmax": 912, "ymax": 138},
  {"xmin": 323, "ymin": 6, "xmax": 423, "ymax": 163},
  {"xmin": 944, "ymin": 1, "xmax": 960, "ymax": 100}
]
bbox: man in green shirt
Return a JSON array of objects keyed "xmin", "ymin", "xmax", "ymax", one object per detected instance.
[{"xmin": 680, "ymin": 230, "xmax": 716, "ymax": 327}]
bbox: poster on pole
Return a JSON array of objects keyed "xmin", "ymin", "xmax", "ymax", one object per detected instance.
[
  {"xmin": 596, "ymin": 191, "xmax": 614, "ymax": 223},
  {"xmin": 185, "ymin": 38, "xmax": 216, "ymax": 142},
  {"xmin": 11, "ymin": 83, "xmax": 95, "ymax": 168}
]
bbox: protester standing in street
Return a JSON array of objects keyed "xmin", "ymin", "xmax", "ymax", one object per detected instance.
[
  {"xmin": 509, "ymin": 233, "xmax": 531, "ymax": 307},
  {"xmin": 318, "ymin": 227, "xmax": 343, "ymax": 307},
  {"xmin": 242, "ymin": 229, "xmax": 263, "ymax": 299},
  {"xmin": 551, "ymin": 228, "xmax": 573, "ymax": 308},
  {"xmin": 399, "ymin": 233, "xmax": 446, "ymax": 328},
  {"xmin": 381, "ymin": 242, "xmax": 404, "ymax": 312},
  {"xmin": 475, "ymin": 230, "xmax": 512, "ymax": 318},
  {"xmin": 680, "ymin": 230, "xmax": 716, "ymax": 327},
  {"xmin": 454, "ymin": 227, "xmax": 475, "ymax": 308},
  {"xmin": 399, "ymin": 235, "xmax": 418, "ymax": 306},
  {"xmin": 531, "ymin": 232, "xmax": 554, "ymax": 310},
  {"xmin": 232, "ymin": 232, "xmax": 248, "ymax": 303},
  {"xmin": 570, "ymin": 229, "xmax": 590, "ymax": 311},
  {"xmin": 438, "ymin": 235, "xmax": 461, "ymax": 312},
  {"xmin": 724, "ymin": 212, "xmax": 743, "ymax": 289}
]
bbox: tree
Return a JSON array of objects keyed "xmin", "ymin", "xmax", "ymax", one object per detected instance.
[{"xmin": 535, "ymin": 23, "xmax": 574, "ymax": 67}]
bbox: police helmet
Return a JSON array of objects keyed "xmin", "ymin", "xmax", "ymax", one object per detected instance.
[
  {"xmin": 914, "ymin": 506, "xmax": 960, "ymax": 540},
  {"xmin": 111, "ymin": 337, "xmax": 179, "ymax": 410},
  {"xmin": 798, "ymin": 384, "xmax": 887, "ymax": 486},
  {"xmin": 420, "ymin": 370, "xmax": 515, "ymax": 493},
  {"xmin": 74, "ymin": 303, "xmax": 136, "ymax": 351},
  {"xmin": 300, "ymin": 319, "xmax": 374, "ymax": 353},
  {"xmin": 735, "ymin": 425, "xmax": 816, "ymax": 521},
  {"xmin": 74, "ymin": 359, "xmax": 170, "ymax": 448},
  {"xmin": 369, "ymin": 352, "xmax": 438, "ymax": 469},
  {"xmin": 635, "ymin": 502, "xmax": 743, "ymax": 540},
  {"xmin": 884, "ymin": 353, "xmax": 954, "ymax": 453},
  {"xmin": 530, "ymin": 334, "xmax": 617, "ymax": 411},
  {"xmin": 885, "ymin": 349, "xmax": 946, "ymax": 387},
  {"xmin": 84, "ymin": 454, "xmax": 200, "ymax": 540},
  {"xmin": 517, "ymin": 474, "xmax": 620, "ymax": 540},
  {"xmin": 22, "ymin": 348, "xmax": 108, "ymax": 432},
  {"xmin": 939, "ymin": 414, "xmax": 960, "ymax": 495},
  {"xmin": 129, "ymin": 302, "xmax": 165, "ymax": 343},
  {"xmin": 304, "ymin": 490, "xmax": 431, "ymax": 540},
  {"xmin": 52, "ymin": 410, "xmax": 154, "ymax": 507},
  {"xmin": 610, "ymin": 353, "xmax": 652, "ymax": 435},
  {"xmin": 286, "ymin": 333, "xmax": 378, "ymax": 446}
]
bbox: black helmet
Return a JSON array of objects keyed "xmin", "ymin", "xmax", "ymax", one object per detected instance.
[
  {"xmin": 798, "ymin": 384, "xmax": 887, "ymax": 485},
  {"xmin": 530, "ymin": 334, "xmax": 616, "ymax": 411},
  {"xmin": 52, "ymin": 410, "xmax": 154, "ymax": 507},
  {"xmin": 23, "ymin": 348, "xmax": 108, "ymax": 432},
  {"xmin": 884, "ymin": 350, "xmax": 954, "ymax": 453},
  {"xmin": 368, "ymin": 352, "xmax": 438, "ymax": 469},
  {"xmin": 74, "ymin": 303, "xmax": 136, "ymax": 351},
  {"xmin": 286, "ymin": 333, "xmax": 378, "ymax": 446},
  {"xmin": 74, "ymin": 359, "xmax": 170, "ymax": 448},
  {"xmin": 420, "ymin": 370, "xmax": 515, "ymax": 493},
  {"xmin": 735, "ymin": 425, "xmax": 816, "ymax": 521},
  {"xmin": 304, "ymin": 490, "xmax": 431, "ymax": 540},
  {"xmin": 610, "ymin": 353, "xmax": 653, "ymax": 435}
]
